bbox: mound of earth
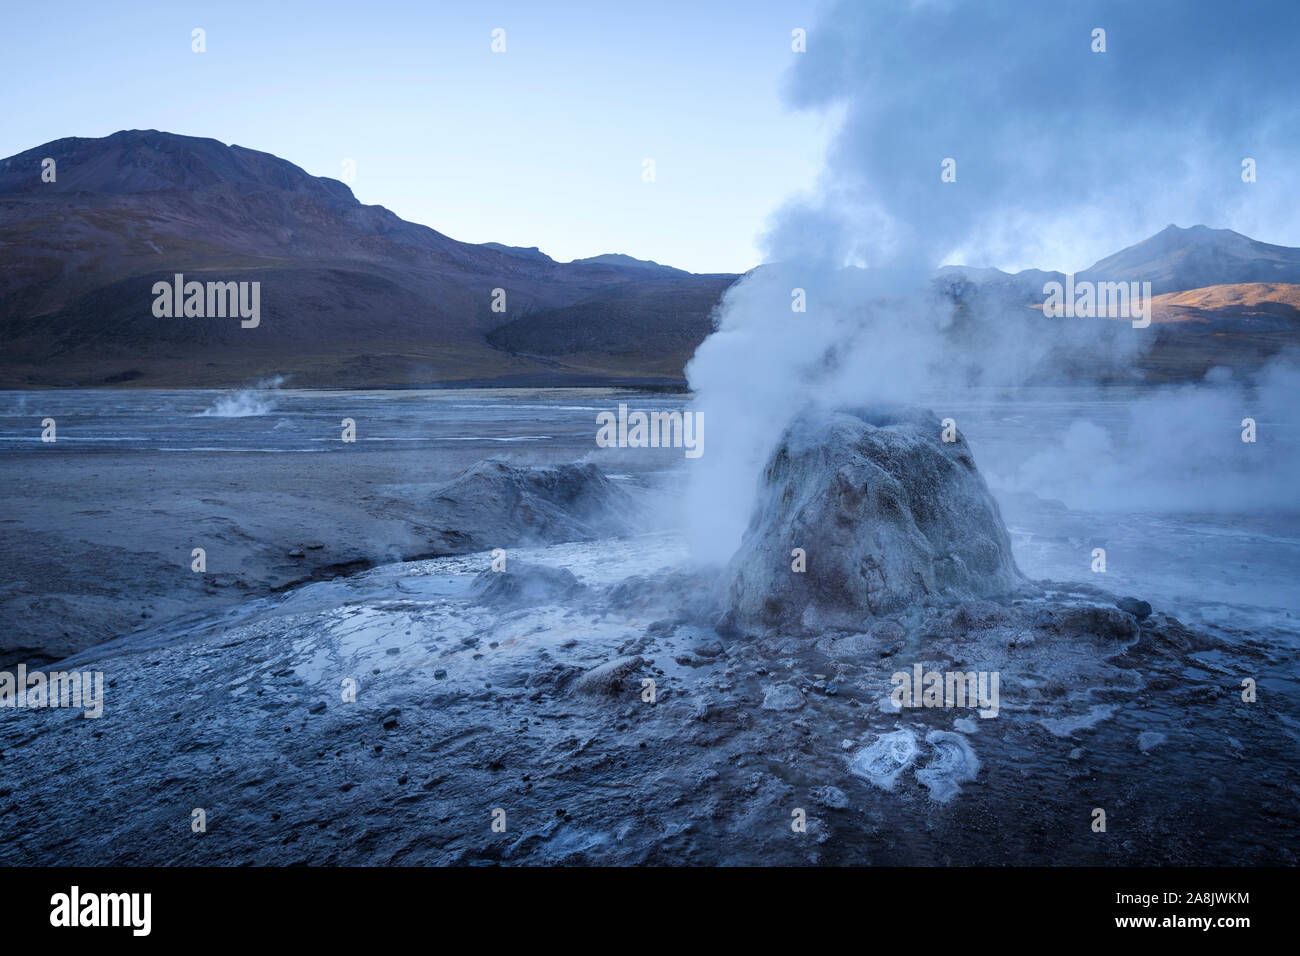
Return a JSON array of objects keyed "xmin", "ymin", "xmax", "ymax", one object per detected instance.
[
  {"xmin": 426, "ymin": 460, "xmax": 637, "ymax": 554},
  {"xmin": 721, "ymin": 406, "xmax": 1023, "ymax": 635},
  {"xmin": 469, "ymin": 561, "xmax": 585, "ymax": 607}
]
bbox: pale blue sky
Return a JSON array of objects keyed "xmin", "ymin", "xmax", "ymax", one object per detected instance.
[
  {"xmin": 5, "ymin": 1, "xmax": 1297, "ymax": 277},
  {"xmin": 0, "ymin": 0, "xmax": 835, "ymax": 274}
]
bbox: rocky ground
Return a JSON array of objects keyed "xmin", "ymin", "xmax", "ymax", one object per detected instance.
[
  {"xmin": 0, "ymin": 533, "xmax": 1293, "ymax": 865},
  {"xmin": 0, "ymin": 437, "xmax": 659, "ymax": 668},
  {"xmin": 1, "ymin": 410, "xmax": 1295, "ymax": 866}
]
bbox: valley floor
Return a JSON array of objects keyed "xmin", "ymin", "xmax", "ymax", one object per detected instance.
[
  {"xmin": 0, "ymin": 387, "xmax": 1296, "ymax": 865},
  {"xmin": 1, "ymin": 533, "xmax": 1295, "ymax": 866}
]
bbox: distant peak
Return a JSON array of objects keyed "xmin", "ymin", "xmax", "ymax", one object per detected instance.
[
  {"xmin": 1156, "ymin": 223, "xmax": 1237, "ymax": 239},
  {"xmin": 1155, "ymin": 223, "xmax": 1210, "ymax": 237},
  {"xmin": 0, "ymin": 129, "xmax": 356, "ymax": 203},
  {"xmin": 482, "ymin": 242, "xmax": 554, "ymax": 263},
  {"xmin": 571, "ymin": 253, "xmax": 689, "ymax": 275}
]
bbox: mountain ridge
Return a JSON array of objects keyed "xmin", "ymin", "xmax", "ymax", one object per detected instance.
[
  {"xmin": 0, "ymin": 130, "xmax": 734, "ymax": 387},
  {"xmin": 940, "ymin": 224, "xmax": 1300, "ymax": 299},
  {"xmin": 2, "ymin": 130, "xmax": 1298, "ymax": 387}
]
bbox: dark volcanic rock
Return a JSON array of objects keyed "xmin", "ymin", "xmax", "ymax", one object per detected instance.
[
  {"xmin": 721, "ymin": 406, "xmax": 1024, "ymax": 635},
  {"xmin": 571, "ymin": 656, "xmax": 646, "ymax": 697},
  {"xmin": 1117, "ymin": 596, "xmax": 1153, "ymax": 620}
]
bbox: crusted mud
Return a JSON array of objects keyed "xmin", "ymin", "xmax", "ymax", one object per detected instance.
[{"xmin": 2, "ymin": 409, "xmax": 1295, "ymax": 865}]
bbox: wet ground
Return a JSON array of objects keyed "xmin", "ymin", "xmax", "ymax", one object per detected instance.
[
  {"xmin": 1, "ymin": 387, "xmax": 1296, "ymax": 865},
  {"xmin": 2, "ymin": 532, "xmax": 1294, "ymax": 865}
]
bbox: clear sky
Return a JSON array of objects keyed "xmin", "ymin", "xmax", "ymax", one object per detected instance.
[
  {"xmin": 6, "ymin": 2, "xmax": 1298, "ymax": 277},
  {"xmin": 0, "ymin": 0, "xmax": 836, "ymax": 275}
]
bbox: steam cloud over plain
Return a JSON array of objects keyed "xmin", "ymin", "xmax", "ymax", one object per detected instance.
[{"xmin": 684, "ymin": 0, "xmax": 1300, "ymax": 563}]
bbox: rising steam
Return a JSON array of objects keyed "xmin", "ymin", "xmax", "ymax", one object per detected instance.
[{"xmin": 684, "ymin": 0, "xmax": 1300, "ymax": 563}]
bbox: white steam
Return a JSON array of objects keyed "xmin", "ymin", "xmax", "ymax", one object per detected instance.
[
  {"xmin": 1007, "ymin": 357, "xmax": 1300, "ymax": 513},
  {"xmin": 683, "ymin": 0, "xmax": 1300, "ymax": 564},
  {"xmin": 197, "ymin": 376, "xmax": 286, "ymax": 418}
]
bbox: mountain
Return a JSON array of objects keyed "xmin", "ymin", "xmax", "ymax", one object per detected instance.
[
  {"xmin": 486, "ymin": 273, "xmax": 734, "ymax": 378},
  {"xmin": 1154, "ymin": 282, "xmax": 1300, "ymax": 316},
  {"xmin": 481, "ymin": 243, "xmax": 554, "ymax": 263},
  {"xmin": 0, "ymin": 130, "xmax": 737, "ymax": 387},
  {"xmin": 3, "ymin": 130, "xmax": 1298, "ymax": 388},
  {"xmin": 568, "ymin": 253, "xmax": 689, "ymax": 277},
  {"xmin": 1078, "ymin": 224, "xmax": 1300, "ymax": 294},
  {"xmin": 940, "ymin": 227, "xmax": 1300, "ymax": 383},
  {"xmin": 944, "ymin": 225, "xmax": 1300, "ymax": 303}
]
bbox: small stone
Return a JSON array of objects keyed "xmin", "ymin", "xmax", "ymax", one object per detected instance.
[
  {"xmin": 811, "ymin": 785, "xmax": 850, "ymax": 809},
  {"xmin": 1117, "ymin": 597, "xmax": 1153, "ymax": 621},
  {"xmin": 572, "ymin": 656, "xmax": 644, "ymax": 697},
  {"xmin": 288, "ymin": 549, "xmax": 305, "ymax": 558},
  {"xmin": 761, "ymin": 684, "xmax": 806, "ymax": 711}
]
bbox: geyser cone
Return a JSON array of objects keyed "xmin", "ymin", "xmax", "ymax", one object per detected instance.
[{"xmin": 720, "ymin": 405, "xmax": 1023, "ymax": 634}]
